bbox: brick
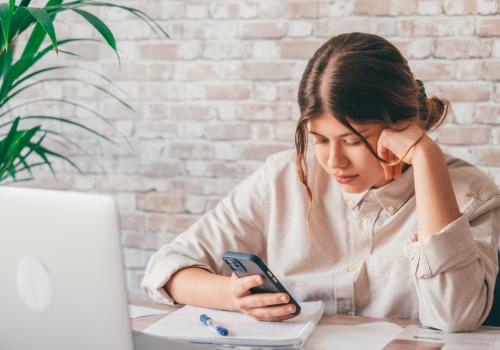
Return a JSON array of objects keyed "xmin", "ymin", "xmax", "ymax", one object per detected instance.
[
  {"xmin": 482, "ymin": 60, "xmax": 500, "ymax": 80},
  {"xmin": 137, "ymin": 192, "xmax": 185, "ymax": 213},
  {"xmin": 148, "ymin": 63, "xmax": 174, "ymax": 81},
  {"xmin": 209, "ymin": 3, "xmax": 240, "ymax": 19},
  {"xmin": 138, "ymin": 121, "xmax": 178, "ymax": 138},
  {"xmin": 444, "ymin": 0, "xmax": 477, "ymax": 14},
  {"xmin": 204, "ymin": 123, "xmax": 251, "ymax": 140},
  {"xmin": 353, "ymin": 0, "xmax": 391, "ymax": 15},
  {"xmin": 169, "ymin": 104, "xmax": 216, "ymax": 121},
  {"xmin": 243, "ymin": 62, "xmax": 293, "ymax": 80},
  {"xmin": 139, "ymin": 159, "xmax": 185, "ymax": 177},
  {"xmin": 184, "ymin": 195, "xmax": 206, "ymax": 214},
  {"xmin": 178, "ymin": 122, "xmax": 204, "ymax": 139},
  {"xmin": 279, "ymin": 40, "xmax": 322, "ymax": 59},
  {"xmin": 315, "ymin": 18, "xmax": 377, "ymax": 36},
  {"xmin": 120, "ymin": 212, "xmax": 146, "ymax": 230},
  {"xmin": 253, "ymin": 82, "xmax": 278, "ymax": 101},
  {"xmin": 140, "ymin": 43, "xmax": 177, "ymax": 60},
  {"xmin": 434, "ymin": 82, "xmax": 491, "ymax": 102},
  {"xmin": 398, "ymin": 18, "xmax": 475, "ymax": 36},
  {"xmin": 285, "ymin": 2, "xmax": 329, "ymax": 18},
  {"xmin": 478, "ymin": 17, "xmax": 500, "ymax": 36},
  {"xmin": 167, "ymin": 140, "xmax": 213, "ymax": 159},
  {"xmin": 251, "ymin": 124, "xmax": 275, "ymax": 140},
  {"xmin": 475, "ymin": 105, "xmax": 500, "ymax": 124},
  {"xmin": 123, "ymin": 248, "xmax": 151, "ymax": 269},
  {"xmin": 477, "ymin": 147, "xmax": 500, "ymax": 166},
  {"xmin": 252, "ymin": 41, "xmax": 280, "ymax": 59},
  {"xmin": 257, "ymin": 1, "xmax": 285, "ymax": 18},
  {"xmin": 435, "ymin": 38, "xmax": 491, "ymax": 59},
  {"xmin": 456, "ymin": 61, "xmax": 482, "ymax": 80},
  {"xmin": 186, "ymin": 4, "xmax": 209, "ymax": 19},
  {"xmin": 417, "ymin": 0, "xmax": 443, "ymax": 14},
  {"xmin": 202, "ymin": 40, "xmax": 252, "ymax": 60},
  {"xmin": 206, "ymin": 83, "xmax": 251, "ymax": 100},
  {"xmin": 449, "ymin": 103, "xmax": 476, "ymax": 124},
  {"xmin": 174, "ymin": 62, "xmax": 218, "ymax": 81},
  {"xmin": 277, "ymin": 83, "xmax": 299, "ymax": 101},
  {"xmin": 288, "ymin": 20, "xmax": 314, "ymax": 37},
  {"xmin": 410, "ymin": 60, "xmax": 455, "ymax": 81},
  {"xmin": 240, "ymin": 103, "xmax": 292, "ymax": 121},
  {"xmin": 390, "ymin": 0, "xmax": 417, "ymax": 15},
  {"xmin": 329, "ymin": 1, "xmax": 355, "ymax": 17},
  {"xmin": 177, "ymin": 41, "xmax": 202, "ymax": 60},
  {"xmin": 240, "ymin": 21, "xmax": 287, "ymax": 39},
  {"xmin": 376, "ymin": 19, "xmax": 398, "ymax": 37},
  {"xmin": 437, "ymin": 126, "xmax": 491, "ymax": 145},
  {"xmin": 275, "ymin": 122, "xmax": 297, "ymax": 141},
  {"xmin": 239, "ymin": 142, "xmax": 291, "ymax": 160},
  {"xmin": 395, "ymin": 37, "xmax": 434, "ymax": 59},
  {"xmin": 477, "ymin": 0, "xmax": 499, "ymax": 14},
  {"xmin": 123, "ymin": 231, "xmax": 177, "ymax": 250}
]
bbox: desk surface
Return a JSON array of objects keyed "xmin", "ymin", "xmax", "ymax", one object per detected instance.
[
  {"xmin": 130, "ymin": 299, "xmax": 500, "ymax": 350},
  {"xmin": 130, "ymin": 298, "xmax": 495, "ymax": 350}
]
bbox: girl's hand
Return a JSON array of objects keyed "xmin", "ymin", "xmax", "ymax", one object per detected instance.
[
  {"xmin": 377, "ymin": 123, "xmax": 426, "ymax": 180},
  {"xmin": 226, "ymin": 273, "xmax": 297, "ymax": 322}
]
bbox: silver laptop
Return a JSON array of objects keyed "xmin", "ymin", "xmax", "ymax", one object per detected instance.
[{"xmin": 0, "ymin": 186, "xmax": 196, "ymax": 350}]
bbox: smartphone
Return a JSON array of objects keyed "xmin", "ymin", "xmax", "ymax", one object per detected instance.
[{"xmin": 222, "ymin": 251, "xmax": 301, "ymax": 315}]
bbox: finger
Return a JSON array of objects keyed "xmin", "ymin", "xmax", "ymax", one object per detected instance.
[
  {"xmin": 237, "ymin": 293, "xmax": 289, "ymax": 309},
  {"xmin": 232, "ymin": 274, "xmax": 263, "ymax": 297},
  {"xmin": 394, "ymin": 162, "xmax": 402, "ymax": 180},
  {"xmin": 245, "ymin": 303, "xmax": 297, "ymax": 321},
  {"xmin": 250, "ymin": 313, "xmax": 297, "ymax": 322}
]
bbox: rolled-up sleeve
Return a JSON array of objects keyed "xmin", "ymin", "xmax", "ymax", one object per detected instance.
[
  {"xmin": 403, "ymin": 194, "xmax": 500, "ymax": 332},
  {"xmin": 141, "ymin": 163, "xmax": 269, "ymax": 305}
]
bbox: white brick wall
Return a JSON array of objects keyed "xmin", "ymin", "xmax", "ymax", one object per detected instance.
[{"xmin": 13, "ymin": 0, "xmax": 500, "ymax": 297}]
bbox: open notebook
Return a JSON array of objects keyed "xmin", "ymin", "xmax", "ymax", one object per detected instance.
[{"xmin": 142, "ymin": 301, "xmax": 325, "ymax": 348}]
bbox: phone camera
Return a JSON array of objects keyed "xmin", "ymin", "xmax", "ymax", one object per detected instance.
[{"xmin": 224, "ymin": 258, "xmax": 246, "ymax": 273}]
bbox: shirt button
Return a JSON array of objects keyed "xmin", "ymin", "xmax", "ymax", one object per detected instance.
[
  {"xmin": 387, "ymin": 206, "xmax": 395, "ymax": 214},
  {"xmin": 346, "ymin": 265, "xmax": 356, "ymax": 272},
  {"xmin": 361, "ymin": 219, "xmax": 369, "ymax": 227}
]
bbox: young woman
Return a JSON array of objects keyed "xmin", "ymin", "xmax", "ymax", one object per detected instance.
[{"xmin": 141, "ymin": 33, "xmax": 500, "ymax": 332}]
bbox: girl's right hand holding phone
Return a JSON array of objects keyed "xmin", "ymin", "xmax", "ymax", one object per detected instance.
[{"xmin": 226, "ymin": 273, "xmax": 297, "ymax": 322}]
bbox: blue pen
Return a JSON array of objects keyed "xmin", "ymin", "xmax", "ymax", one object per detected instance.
[{"xmin": 199, "ymin": 314, "xmax": 229, "ymax": 336}]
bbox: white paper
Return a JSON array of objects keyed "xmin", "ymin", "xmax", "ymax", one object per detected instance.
[
  {"xmin": 398, "ymin": 325, "xmax": 500, "ymax": 350},
  {"xmin": 128, "ymin": 305, "xmax": 168, "ymax": 319},
  {"xmin": 142, "ymin": 301, "xmax": 324, "ymax": 347},
  {"xmin": 305, "ymin": 321, "xmax": 403, "ymax": 350}
]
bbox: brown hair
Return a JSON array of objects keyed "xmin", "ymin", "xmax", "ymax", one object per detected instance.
[{"xmin": 295, "ymin": 32, "xmax": 448, "ymax": 232}]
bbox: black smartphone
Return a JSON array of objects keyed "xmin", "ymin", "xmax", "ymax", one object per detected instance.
[{"xmin": 222, "ymin": 251, "xmax": 301, "ymax": 315}]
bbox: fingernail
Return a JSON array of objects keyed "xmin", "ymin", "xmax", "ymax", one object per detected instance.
[
  {"xmin": 255, "ymin": 276, "xmax": 262, "ymax": 283},
  {"xmin": 280, "ymin": 295, "xmax": 287, "ymax": 302},
  {"xmin": 288, "ymin": 306, "xmax": 295, "ymax": 313}
]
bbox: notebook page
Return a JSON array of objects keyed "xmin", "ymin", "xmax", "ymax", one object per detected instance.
[{"xmin": 142, "ymin": 301, "xmax": 324, "ymax": 346}]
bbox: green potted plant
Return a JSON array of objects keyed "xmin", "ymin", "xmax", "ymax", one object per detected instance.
[{"xmin": 0, "ymin": 0, "xmax": 168, "ymax": 182}]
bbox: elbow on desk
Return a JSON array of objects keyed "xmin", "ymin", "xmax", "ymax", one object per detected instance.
[{"xmin": 419, "ymin": 303, "xmax": 488, "ymax": 332}]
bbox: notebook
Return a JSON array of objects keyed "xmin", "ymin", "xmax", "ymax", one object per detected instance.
[{"xmin": 142, "ymin": 301, "xmax": 325, "ymax": 348}]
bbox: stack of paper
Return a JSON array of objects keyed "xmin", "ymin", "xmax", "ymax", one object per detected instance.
[{"xmin": 142, "ymin": 301, "xmax": 324, "ymax": 347}]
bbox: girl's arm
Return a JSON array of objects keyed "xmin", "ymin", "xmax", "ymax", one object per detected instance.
[
  {"xmin": 379, "ymin": 124, "xmax": 500, "ymax": 332},
  {"xmin": 411, "ymin": 136, "xmax": 461, "ymax": 240},
  {"xmin": 166, "ymin": 267, "xmax": 297, "ymax": 321}
]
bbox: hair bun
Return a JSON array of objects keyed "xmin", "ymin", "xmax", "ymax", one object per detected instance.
[{"xmin": 416, "ymin": 79, "xmax": 449, "ymax": 130}]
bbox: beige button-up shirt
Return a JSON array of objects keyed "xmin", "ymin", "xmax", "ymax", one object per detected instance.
[{"xmin": 142, "ymin": 150, "xmax": 500, "ymax": 331}]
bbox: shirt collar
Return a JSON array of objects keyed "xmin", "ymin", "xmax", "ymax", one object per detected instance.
[{"xmin": 341, "ymin": 165, "xmax": 415, "ymax": 214}]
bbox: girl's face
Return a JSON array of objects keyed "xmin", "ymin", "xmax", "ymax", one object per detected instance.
[{"xmin": 307, "ymin": 112, "xmax": 392, "ymax": 193}]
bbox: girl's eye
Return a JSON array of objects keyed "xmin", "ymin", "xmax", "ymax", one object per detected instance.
[
  {"xmin": 343, "ymin": 139, "xmax": 362, "ymax": 145},
  {"xmin": 313, "ymin": 138, "xmax": 329, "ymax": 145}
]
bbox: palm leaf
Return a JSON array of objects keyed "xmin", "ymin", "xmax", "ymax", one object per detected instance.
[
  {"xmin": 72, "ymin": 8, "xmax": 119, "ymax": 61},
  {"xmin": 21, "ymin": 0, "xmax": 63, "ymax": 58},
  {"xmin": 0, "ymin": 4, "xmax": 12, "ymax": 51},
  {"xmin": 17, "ymin": 7, "xmax": 58, "ymax": 52}
]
